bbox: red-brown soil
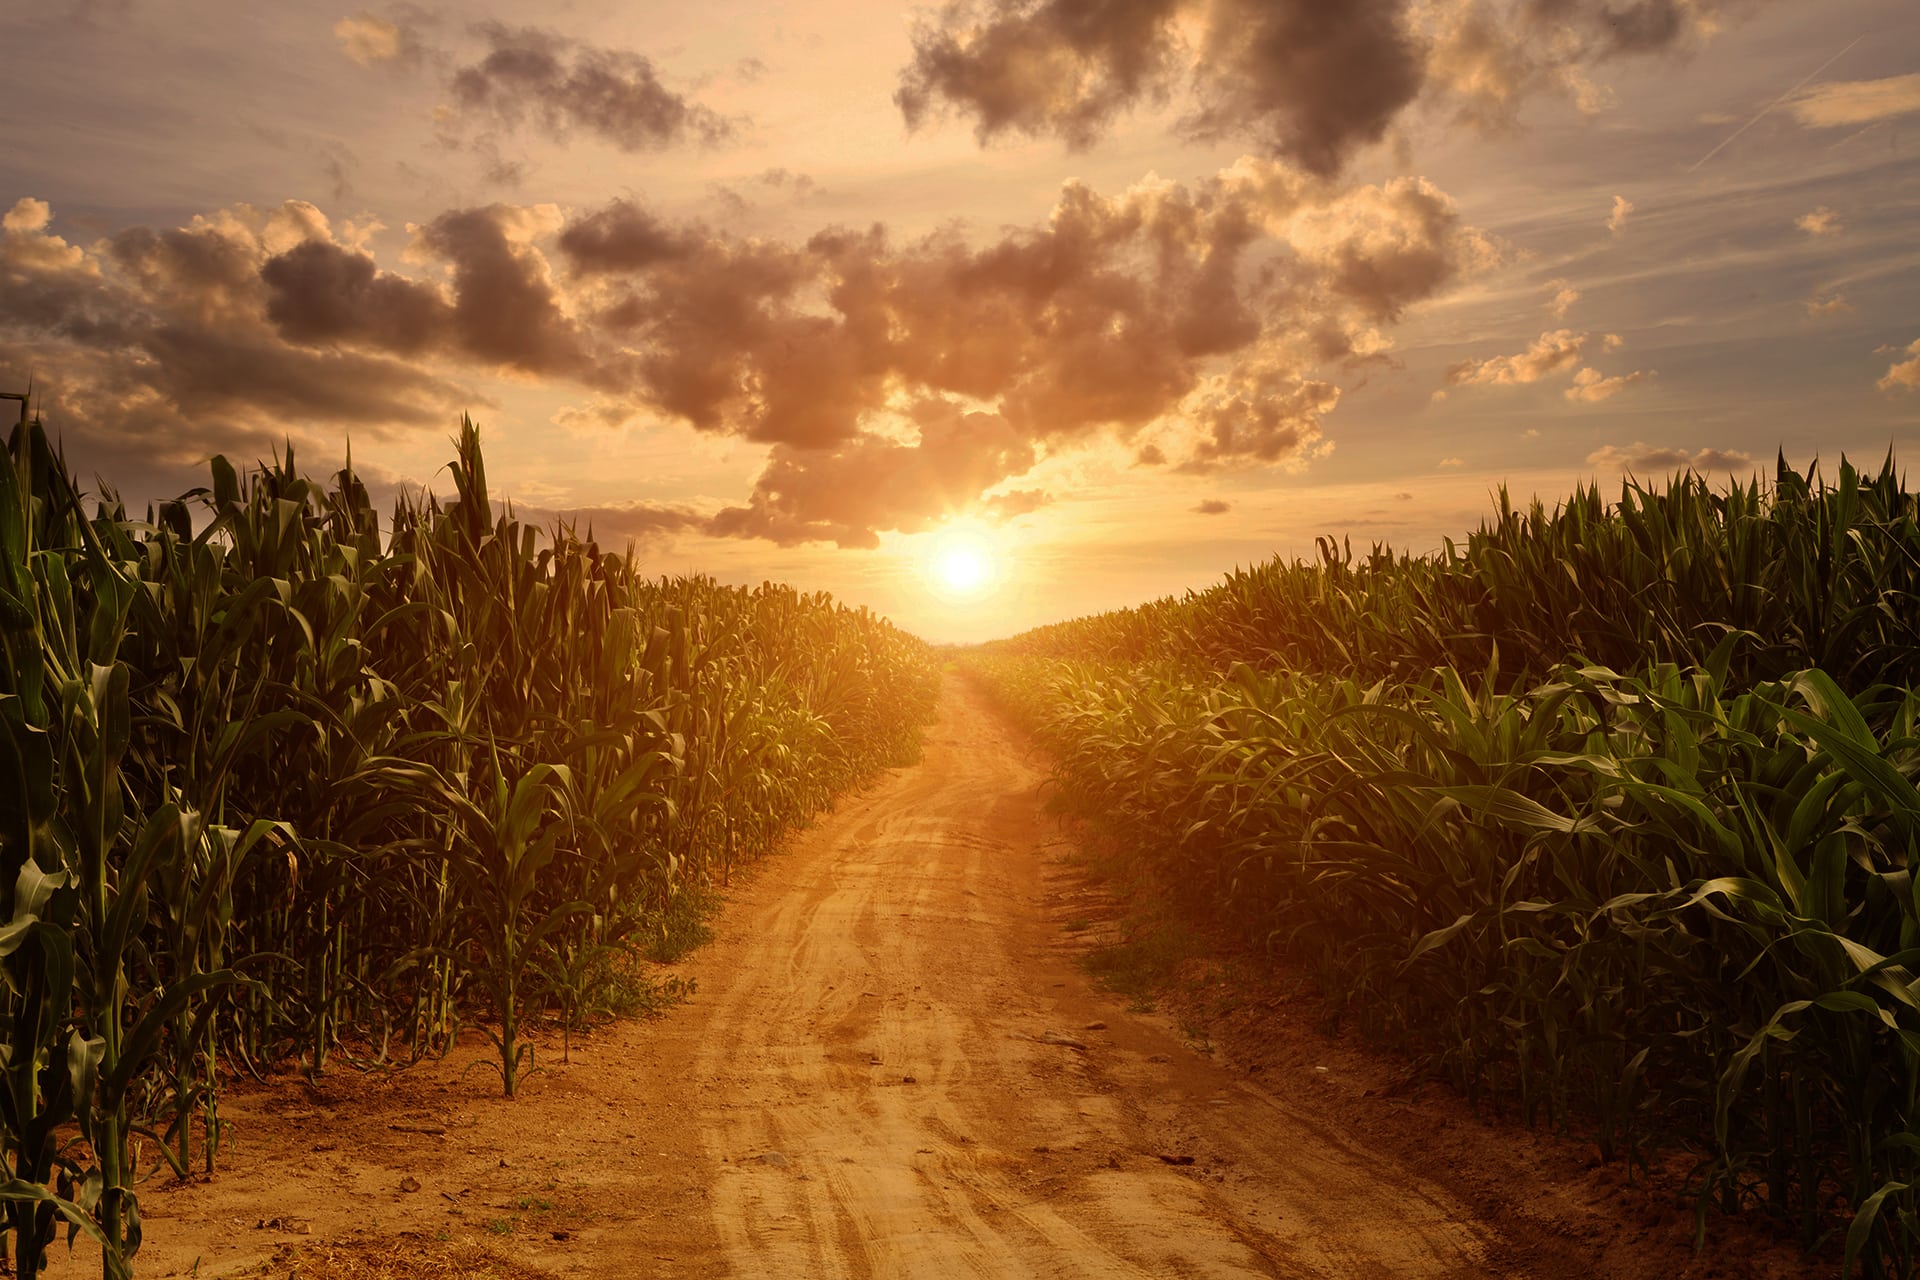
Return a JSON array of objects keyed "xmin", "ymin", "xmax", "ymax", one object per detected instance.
[{"xmin": 82, "ymin": 677, "xmax": 1820, "ymax": 1278}]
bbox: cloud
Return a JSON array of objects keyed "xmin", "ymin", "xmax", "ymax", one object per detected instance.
[
  {"xmin": 1179, "ymin": 0, "xmax": 1426, "ymax": 176},
  {"xmin": 1425, "ymin": 0, "xmax": 1734, "ymax": 129},
  {"xmin": 1565, "ymin": 365, "xmax": 1650, "ymax": 401},
  {"xmin": 545, "ymin": 501, "xmax": 711, "ymax": 546},
  {"xmin": 1606, "ymin": 194, "xmax": 1633, "ymax": 233},
  {"xmin": 0, "ymin": 198, "xmax": 473, "ymax": 491},
  {"xmin": 1791, "ymin": 73, "xmax": 1920, "ymax": 128},
  {"xmin": 1795, "ymin": 206, "xmax": 1843, "ymax": 236},
  {"xmin": 556, "ymin": 158, "xmax": 1493, "ymax": 484},
  {"xmin": 896, "ymin": 0, "xmax": 1750, "ymax": 172},
  {"xmin": 1438, "ymin": 456, "xmax": 1465, "ymax": 468},
  {"xmin": 444, "ymin": 22, "xmax": 734, "ymax": 152},
  {"xmin": 409, "ymin": 204, "xmax": 587, "ymax": 374},
  {"xmin": 1546, "ymin": 278, "xmax": 1579, "ymax": 317},
  {"xmin": 895, "ymin": 0, "xmax": 1186, "ymax": 153},
  {"xmin": 333, "ymin": 11, "xmax": 423, "ymax": 68},
  {"xmin": 1880, "ymin": 339, "xmax": 1920, "ymax": 393},
  {"xmin": 6, "ymin": 157, "xmax": 1495, "ymax": 546},
  {"xmin": 260, "ymin": 239, "xmax": 451, "ymax": 355},
  {"xmin": 337, "ymin": 14, "xmax": 731, "ymax": 154},
  {"xmin": 707, "ymin": 404, "xmax": 1039, "ymax": 548},
  {"xmin": 1804, "ymin": 294, "xmax": 1851, "ymax": 319},
  {"xmin": 1192, "ymin": 498, "xmax": 1231, "ymax": 514},
  {"xmin": 1182, "ymin": 365, "xmax": 1339, "ymax": 470},
  {"xmin": 710, "ymin": 168, "xmax": 822, "ymax": 216},
  {"xmin": 260, "ymin": 203, "xmax": 589, "ymax": 378},
  {"xmin": 554, "ymin": 198, "xmax": 701, "ymax": 274},
  {"xmin": 1448, "ymin": 328, "xmax": 1648, "ymax": 401},
  {"xmin": 1447, "ymin": 328, "xmax": 1589, "ymax": 386},
  {"xmin": 1587, "ymin": 442, "xmax": 1756, "ymax": 473},
  {"xmin": 1290, "ymin": 176, "xmax": 1503, "ymax": 322}
]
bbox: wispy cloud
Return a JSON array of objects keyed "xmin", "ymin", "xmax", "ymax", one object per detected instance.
[
  {"xmin": 1546, "ymin": 278, "xmax": 1580, "ymax": 318},
  {"xmin": 1690, "ymin": 33, "xmax": 1865, "ymax": 170},
  {"xmin": 1791, "ymin": 73, "xmax": 1920, "ymax": 128},
  {"xmin": 1606, "ymin": 195, "xmax": 1634, "ymax": 234}
]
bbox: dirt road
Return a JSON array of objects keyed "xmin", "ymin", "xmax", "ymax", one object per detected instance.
[{"xmin": 127, "ymin": 678, "xmax": 1801, "ymax": 1278}]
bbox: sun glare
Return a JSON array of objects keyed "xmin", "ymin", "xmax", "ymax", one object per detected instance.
[{"xmin": 924, "ymin": 526, "xmax": 1000, "ymax": 601}]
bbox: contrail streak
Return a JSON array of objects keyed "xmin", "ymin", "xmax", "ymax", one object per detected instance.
[{"xmin": 1690, "ymin": 34, "xmax": 1866, "ymax": 171}]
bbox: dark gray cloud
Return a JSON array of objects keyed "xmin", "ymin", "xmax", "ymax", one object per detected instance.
[
  {"xmin": 0, "ymin": 198, "xmax": 469, "ymax": 481},
  {"xmin": 1182, "ymin": 0, "xmax": 1424, "ymax": 176},
  {"xmin": 898, "ymin": 0, "xmax": 1760, "ymax": 171},
  {"xmin": 896, "ymin": 0, "xmax": 1183, "ymax": 151},
  {"xmin": 259, "ymin": 205, "xmax": 588, "ymax": 377},
  {"xmin": 1587, "ymin": 442, "xmax": 1757, "ymax": 473},
  {"xmin": 335, "ymin": 14, "xmax": 731, "ymax": 155},
  {"xmin": 446, "ymin": 22, "xmax": 733, "ymax": 152},
  {"xmin": 261, "ymin": 239, "xmax": 449, "ymax": 355},
  {"xmin": 412, "ymin": 205, "xmax": 587, "ymax": 374},
  {"xmin": 557, "ymin": 199, "xmax": 704, "ymax": 275}
]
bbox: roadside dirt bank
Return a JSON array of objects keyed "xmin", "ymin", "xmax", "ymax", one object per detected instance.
[{"xmin": 98, "ymin": 676, "xmax": 1816, "ymax": 1278}]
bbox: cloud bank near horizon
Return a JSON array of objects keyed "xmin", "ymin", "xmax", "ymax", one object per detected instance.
[{"xmin": 0, "ymin": 156, "xmax": 1497, "ymax": 546}]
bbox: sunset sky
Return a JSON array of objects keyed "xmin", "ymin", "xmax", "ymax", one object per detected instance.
[{"xmin": 3, "ymin": 0, "xmax": 1916, "ymax": 641}]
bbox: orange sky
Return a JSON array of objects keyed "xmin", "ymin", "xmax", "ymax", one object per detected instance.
[{"xmin": 3, "ymin": 0, "xmax": 1917, "ymax": 640}]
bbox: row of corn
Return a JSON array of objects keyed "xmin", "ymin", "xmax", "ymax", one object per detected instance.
[
  {"xmin": 0, "ymin": 407, "xmax": 940, "ymax": 1277},
  {"xmin": 970, "ymin": 455, "xmax": 1920, "ymax": 1277},
  {"xmin": 1006, "ymin": 454, "xmax": 1920, "ymax": 691}
]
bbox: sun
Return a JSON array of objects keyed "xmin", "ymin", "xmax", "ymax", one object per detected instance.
[{"xmin": 924, "ymin": 526, "xmax": 1000, "ymax": 600}]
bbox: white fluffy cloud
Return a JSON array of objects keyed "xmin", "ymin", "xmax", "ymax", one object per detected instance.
[{"xmin": 1880, "ymin": 339, "xmax": 1920, "ymax": 393}]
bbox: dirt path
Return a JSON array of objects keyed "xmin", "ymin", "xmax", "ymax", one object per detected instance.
[{"xmin": 119, "ymin": 677, "xmax": 1808, "ymax": 1278}]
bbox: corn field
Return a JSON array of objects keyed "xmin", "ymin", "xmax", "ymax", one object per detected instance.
[
  {"xmin": 972, "ymin": 456, "xmax": 1920, "ymax": 1277},
  {"xmin": 0, "ymin": 404, "xmax": 939, "ymax": 1278}
]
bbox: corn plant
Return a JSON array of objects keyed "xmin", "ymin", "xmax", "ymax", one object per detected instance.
[
  {"xmin": 971, "ymin": 452, "xmax": 1920, "ymax": 1276},
  {"xmin": 0, "ymin": 394, "xmax": 941, "ymax": 1272}
]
